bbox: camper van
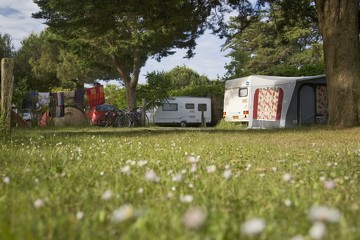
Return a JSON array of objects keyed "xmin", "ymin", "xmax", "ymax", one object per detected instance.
[
  {"xmin": 154, "ymin": 97, "xmax": 211, "ymax": 127},
  {"xmin": 223, "ymin": 75, "xmax": 328, "ymax": 128}
]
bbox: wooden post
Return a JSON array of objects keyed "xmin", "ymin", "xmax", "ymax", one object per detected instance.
[
  {"xmin": 141, "ymin": 98, "xmax": 146, "ymax": 127},
  {"xmin": 1, "ymin": 58, "xmax": 15, "ymax": 135},
  {"xmin": 201, "ymin": 110, "xmax": 206, "ymax": 128}
]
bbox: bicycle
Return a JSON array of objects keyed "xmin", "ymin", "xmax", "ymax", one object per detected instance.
[
  {"xmin": 96, "ymin": 111, "xmax": 118, "ymax": 127},
  {"xmin": 123, "ymin": 108, "xmax": 149, "ymax": 127},
  {"xmin": 97, "ymin": 109, "xmax": 149, "ymax": 127}
]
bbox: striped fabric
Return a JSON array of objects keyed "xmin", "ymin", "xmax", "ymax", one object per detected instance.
[
  {"xmin": 50, "ymin": 92, "xmax": 65, "ymax": 117},
  {"xmin": 86, "ymin": 86, "xmax": 105, "ymax": 107}
]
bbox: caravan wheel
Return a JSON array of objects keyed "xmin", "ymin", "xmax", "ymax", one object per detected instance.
[{"xmin": 180, "ymin": 121, "xmax": 187, "ymax": 127}]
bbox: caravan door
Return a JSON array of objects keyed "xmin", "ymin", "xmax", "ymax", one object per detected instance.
[{"xmin": 299, "ymin": 85, "xmax": 316, "ymax": 124}]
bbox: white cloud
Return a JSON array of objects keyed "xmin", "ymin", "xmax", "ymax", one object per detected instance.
[{"xmin": 0, "ymin": 1, "xmax": 46, "ymax": 49}]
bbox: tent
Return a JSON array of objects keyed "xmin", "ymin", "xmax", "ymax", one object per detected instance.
[
  {"xmin": 40, "ymin": 106, "xmax": 88, "ymax": 127},
  {"xmin": 223, "ymin": 75, "xmax": 328, "ymax": 128}
]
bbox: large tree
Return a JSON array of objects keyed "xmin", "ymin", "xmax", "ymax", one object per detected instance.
[
  {"xmin": 33, "ymin": 0, "xmax": 214, "ymax": 110},
  {"xmin": 315, "ymin": 0, "xmax": 360, "ymax": 127}
]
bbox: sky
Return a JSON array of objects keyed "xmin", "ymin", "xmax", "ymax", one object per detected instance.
[{"xmin": 0, "ymin": 0, "xmax": 231, "ymax": 84}]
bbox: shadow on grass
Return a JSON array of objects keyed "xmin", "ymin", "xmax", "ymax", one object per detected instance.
[{"xmin": 8, "ymin": 124, "xmax": 346, "ymax": 140}]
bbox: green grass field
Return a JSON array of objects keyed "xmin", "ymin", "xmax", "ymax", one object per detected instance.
[{"xmin": 1, "ymin": 126, "xmax": 360, "ymax": 240}]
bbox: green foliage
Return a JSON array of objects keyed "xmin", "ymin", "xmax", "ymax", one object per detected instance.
[
  {"xmin": 165, "ymin": 66, "xmax": 210, "ymax": 89},
  {"xmin": 0, "ymin": 33, "xmax": 14, "ymax": 59},
  {"xmin": 140, "ymin": 66, "xmax": 224, "ymax": 112},
  {"xmin": 104, "ymin": 84, "xmax": 128, "ymax": 110},
  {"xmin": 14, "ymin": 30, "xmax": 117, "ymax": 94},
  {"xmin": 14, "ymin": 32, "xmax": 60, "ymax": 92},
  {"xmin": 137, "ymin": 71, "xmax": 172, "ymax": 109},
  {"xmin": 224, "ymin": 1, "xmax": 324, "ymax": 78}
]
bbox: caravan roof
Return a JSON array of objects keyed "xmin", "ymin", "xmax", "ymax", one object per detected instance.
[{"xmin": 225, "ymin": 75, "xmax": 326, "ymax": 88}]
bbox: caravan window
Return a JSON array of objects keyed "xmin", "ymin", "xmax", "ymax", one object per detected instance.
[
  {"xmin": 198, "ymin": 104, "xmax": 207, "ymax": 111},
  {"xmin": 185, "ymin": 103, "xmax": 195, "ymax": 109},
  {"xmin": 162, "ymin": 103, "xmax": 178, "ymax": 111},
  {"xmin": 239, "ymin": 88, "xmax": 248, "ymax": 97}
]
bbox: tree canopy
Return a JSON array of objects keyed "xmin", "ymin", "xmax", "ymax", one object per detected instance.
[
  {"xmin": 33, "ymin": 0, "xmax": 217, "ymax": 110},
  {"xmin": 223, "ymin": 0, "xmax": 324, "ymax": 78}
]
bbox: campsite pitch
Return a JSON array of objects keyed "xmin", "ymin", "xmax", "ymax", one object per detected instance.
[{"xmin": 1, "ymin": 126, "xmax": 359, "ymax": 239}]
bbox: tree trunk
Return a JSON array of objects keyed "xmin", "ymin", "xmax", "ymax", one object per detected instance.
[
  {"xmin": 113, "ymin": 55, "xmax": 140, "ymax": 111},
  {"xmin": 1, "ymin": 58, "xmax": 15, "ymax": 134},
  {"xmin": 316, "ymin": 0, "xmax": 360, "ymax": 127}
]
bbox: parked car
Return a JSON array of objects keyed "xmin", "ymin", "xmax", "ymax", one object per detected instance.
[{"xmin": 86, "ymin": 104, "xmax": 117, "ymax": 125}]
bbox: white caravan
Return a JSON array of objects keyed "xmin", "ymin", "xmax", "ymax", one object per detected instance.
[
  {"xmin": 223, "ymin": 77, "xmax": 251, "ymax": 123},
  {"xmin": 154, "ymin": 97, "xmax": 212, "ymax": 127},
  {"xmin": 223, "ymin": 75, "xmax": 328, "ymax": 128}
]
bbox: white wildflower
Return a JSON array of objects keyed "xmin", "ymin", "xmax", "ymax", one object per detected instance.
[
  {"xmin": 290, "ymin": 235, "xmax": 304, "ymax": 240},
  {"xmin": 126, "ymin": 160, "xmax": 136, "ymax": 165},
  {"xmin": 76, "ymin": 211, "xmax": 84, "ymax": 220},
  {"xmin": 100, "ymin": 171, "xmax": 104, "ymax": 176},
  {"xmin": 3, "ymin": 177, "xmax": 10, "ymax": 184},
  {"xmin": 144, "ymin": 170, "xmax": 160, "ymax": 182},
  {"xmin": 137, "ymin": 160, "xmax": 148, "ymax": 167},
  {"xmin": 245, "ymin": 164, "xmax": 252, "ymax": 171},
  {"xmin": 167, "ymin": 192, "xmax": 174, "ymax": 199},
  {"xmin": 188, "ymin": 183, "xmax": 194, "ymax": 188},
  {"xmin": 182, "ymin": 207, "xmax": 207, "ymax": 230},
  {"xmin": 171, "ymin": 186, "xmax": 176, "ymax": 191},
  {"xmin": 319, "ymin": 176, "xmax": 326, "ymax": 182},
  {"xmin": 324, "ymin": 180, "xmax": 336, "ymax": 190},
  {"xmin": 121, "ymin": 165, "xmax": 131, "ymax": 175},
  {"xmin": 102, "ymin": 190, "xmax": 113, "ymax": 201},
  {"xmin": 241, "ymin": 218, "xmax": 266, "ymax": 236},
  {"xmin": 34, "ymin": 199, "xmax": 44, "ymax": 208},
  {"xmin": 308, "ymin": 206, "xmax": 342, "ymax": 223},
  {"xmin": 111, "ymin": 204, "xmax": 135, "ymax": 223},
  {"xmin": 283, "ymin": 173, "xmax": 292, "ymax": 182},
  {"xmin": 284, "ymin": 198, "xmax": 292, "ymax": 207},
  {"xmin": 172, "ymin": 173, "xmax": 183, "ymax": 182},
  {"xmin": 309, "ymin": 222, "xmax": 326, "ymax": 240},
  {"xmin": 186, "ymin": 154, "xmax": 200, "ymax": 163},
  {"xmin": 180, "ymin": 194, "xmax": 193, "ymax": 203},
  {"xmin": 137, "ymin": 188, "xmax": 144, "ymax": 194},
  {"xmin": 272, "ymin": 167, "xmax": 277, "ymax": 172},
  {"xmin": 223, "ymin": 169, "xmax": 232, "ymax": 179},
  {"xmin": 190, "ymin": 164, "xmax": 197, "ymax": 173},
  {"xmin": 206, "ymin": 165, "xmax": 216, "ymax": 173}
]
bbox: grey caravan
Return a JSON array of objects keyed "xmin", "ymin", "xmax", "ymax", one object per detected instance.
[{"xmin": 154, "ymin": 97, "xmax": 212, "ymax": 127}]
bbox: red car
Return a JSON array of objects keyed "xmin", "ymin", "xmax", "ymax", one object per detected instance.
[{"xmin": 86, "ymin": 104, "xmax": 117, "ymax": 125}]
